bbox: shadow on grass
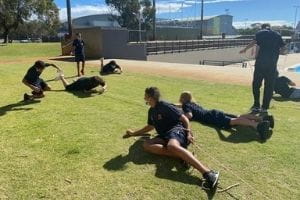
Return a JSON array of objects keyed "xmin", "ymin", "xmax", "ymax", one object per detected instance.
[
  {"xmin": 0, "ymin": 100, "xmax": 41, "ymax": 117},
  {"xmin": 215, "ymin": 126, "xmax": 273, "ymax": 144},
  {"xmin": 103, "ymin": 139, "xmax": 217, "ymax": 199},
  {"xmin": 49, "ymin": 89, "xmax": 103, "ymax": 99},
  {"xmin": 272, "ymin": 96, "xmax": 300, "ymax": 102},
  {"xmin": 49, "ymin": 56, "xmax": 96, "ymax": 63}
]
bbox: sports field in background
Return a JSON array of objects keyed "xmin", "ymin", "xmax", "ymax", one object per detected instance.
[{"xmin": 0, "ymin": 43, "xmax": 299, "ymax": 199}]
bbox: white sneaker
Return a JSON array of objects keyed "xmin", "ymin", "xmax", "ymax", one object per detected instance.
[{"xmin": 54, "ymin": 70, "xmax": 64, "ymax": 81}]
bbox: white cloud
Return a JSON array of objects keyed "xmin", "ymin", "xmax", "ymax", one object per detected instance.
[
  {"xmin": 59, "ymin": 4, "xmax": 113, "ymax": 21},
  {"xmin": 58, "ymin": 0, "xmax": 247, "ymax": 20},
  {"xmin": 233, "ymin": 20, "xmax": 293, "ymax": 29}
]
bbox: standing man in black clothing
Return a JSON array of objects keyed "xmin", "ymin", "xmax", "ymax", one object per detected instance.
[
  {"xmin": 123, "ymin": 87, "xmax": 219, "ymax": 190},
  {"xmin": 240, "ymin": 23, "xmax": 286, "ymax": 113},
  {"xmin": 274, "ymin": 75, "xmax": 300, "ymax": 99},
  {"xmin": 72, "ymin": 33, "xmax": 85, "ymax": 77}
]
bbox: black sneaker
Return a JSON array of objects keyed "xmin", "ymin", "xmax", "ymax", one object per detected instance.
[
  {"xmin": 263, "ymin": 115, "xmax": 274, "ymax": 129},
  {"xmin": 202, "ymin": 170, "xmax": 219, "ymax": 190},
  {"xmin": 257, "ymin": 121, "xmax": 270, "ymax": 141},
  {"xmin": 23, "ymin": 93, "xmax": 32, "ymax": 101}
]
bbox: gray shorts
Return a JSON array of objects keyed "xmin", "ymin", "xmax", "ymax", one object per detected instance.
[{"xmin": 290, "ymin": 88, "xmax": 300, "ymax": 99}]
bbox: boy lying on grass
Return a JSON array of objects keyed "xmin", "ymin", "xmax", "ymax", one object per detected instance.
[
  {"xmin": 22, "ymin": 60, "xmax": 61, "ymax": 101},
  {"xmin": 178, "ymin": 91, "xmax": 273, "ymax": 141},
  {"xmin": 58, "ymin": 74, "xmax": 107, "ymax": 94}
]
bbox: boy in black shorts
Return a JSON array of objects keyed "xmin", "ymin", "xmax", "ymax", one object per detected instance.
[
  {"xmin": 72, "ymin": 33, "xmax": 85, "ymax": 77},
  {"xmin": 179, "ymin": 91, "xmax": 272, "ymax": 140},
  {"xmin": 22, "ymin": 60, "xmax": 61, "ymax": 101},
  {"xmin": 58, "ymin": 74, "xmax": 107, "ymax": 93},
  {"xmin": 100, "ymin": 58, "xmax": 122, "ymax": 75},
  {"xmin": 123, "ymin": 87, "xmax": 219, "ymax": 190}
]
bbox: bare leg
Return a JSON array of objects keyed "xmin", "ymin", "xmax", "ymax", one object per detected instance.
[
  {"xmin": 59, "ymin": 76, "xmax": 70, "ymax": 88},
  {"xmin": 230, "ymin": 117, "xmax": 259, "ymax": 129},
  {"xmin": 143, "ymin": 138, "xmax": 210, "ymax": 174},
  {"xmin": 143, "ymin": 138, "xmax": 177, "ymax": 157},
  {"xmin": 76, "ymin": 62, "xmax": 80, "ymax": 76},
  {"xmin": 239, "ymin": 113, "xmax": 262, "ymax": 121},
  {"xmin": 166, "ymin": 139, "xmax": 210, "ymax": 174},
  {"xmin": 81, "ymin": 61, "xmax": 85, "ymax": 75}
]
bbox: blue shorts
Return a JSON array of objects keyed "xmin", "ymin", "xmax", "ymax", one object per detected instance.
[
  {"xmin": 203, "ymin": 109, "xmax": 232, "ymax": 129},
  {"xmin": 156, "ymin": 127, "xmax": 189, "ymax": 148}
]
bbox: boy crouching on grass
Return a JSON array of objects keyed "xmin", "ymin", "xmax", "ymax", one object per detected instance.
[{"xmin": 22, "ymin": 60, "xmax": 61, "ymax": 101}]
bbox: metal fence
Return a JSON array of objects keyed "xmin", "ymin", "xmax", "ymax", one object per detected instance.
[{"xmin": 145, "ymin": 39, "xmax": 252, "ymax": 55}]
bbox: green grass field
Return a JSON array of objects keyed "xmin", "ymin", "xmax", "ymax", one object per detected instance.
[{"xmin": 0, "ymin": 43, "xmax": 299, "ymax": 199}]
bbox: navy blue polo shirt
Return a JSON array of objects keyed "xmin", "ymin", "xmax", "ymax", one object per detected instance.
[
  {"xmin": 23, "ymin": 64, "xmax": 50, "ymax": 84},
  {"xmin": 72, "ymin": 39, "xmax": 85, "ymax": 55},
  {"xmin": 182, "ymin": 102, "xmax": 209, "ymax": 122},
  {"xmin": 254, "ymin": 29, "xmax": 285, "ymax": 68},
  {"xmin": 147, "ymin": 101, "xmax": 183, "ymax": 136},
  {"xmin": 274, "ymin": 76, "xmax": 295, "ymax": 98}
]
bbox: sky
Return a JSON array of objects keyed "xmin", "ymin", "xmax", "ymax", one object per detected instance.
[{"xmin": 54, "ymin": 0, "xmax": 299, "ymax": 28}]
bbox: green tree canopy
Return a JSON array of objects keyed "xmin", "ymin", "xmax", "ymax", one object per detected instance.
[
  {"xmin": 105, "ymin": 0, "xmax": 155, "ymax": 30},
  {"xmin": 0, "ymin": 0, "xmax": 59, "ymax": 43}
]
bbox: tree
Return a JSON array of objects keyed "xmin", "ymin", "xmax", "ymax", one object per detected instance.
[
  {"xmin": 105, "ymin": 0, "xmax": 154, "ymax": 30},
  {"xmin": 0, "ymin": 0, "xmax": 59, "ymax": 43}
]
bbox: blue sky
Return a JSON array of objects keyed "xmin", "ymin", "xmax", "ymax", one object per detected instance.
[{"xmin": 55, "ymin": 0, "xmax": 298, "ymax": 28}]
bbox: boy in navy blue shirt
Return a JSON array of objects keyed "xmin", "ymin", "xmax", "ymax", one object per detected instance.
[
  {"xmin": 179, "ymin": 91, "xmax": 272, "ymax": 141},
  {"xmin": 72, "ymin": 33, "xmax": 85, "ymax": 77},
  {"xmin": 274, "ymin": 75, "xmax": 300, "ymax": 99},
  {"xmin": 22, "ymin": 60, "xmax": 61, "ymax": 100},
  {"xmin": 124, "ymin": 87, "xmax": 219, "ymax": 190},
  {"xmin": 240, "ymin": 23, "xmax": 286, "ymax": 113}
]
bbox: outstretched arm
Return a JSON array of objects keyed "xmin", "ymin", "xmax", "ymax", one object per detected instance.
[
  {"xmin": 289, "ymin": 81, "xmax": 296, "ymax": 87},
  {"xmin": 123, "ymin": 125, "xmax": 154, "ymax": 138},
  {"xmin": 239, "ymin": 40, "xmax": 257, "ymax": 54},
  {"xmin": 180, "ymin": 114, "xmax": 194, "ymax": 144}
]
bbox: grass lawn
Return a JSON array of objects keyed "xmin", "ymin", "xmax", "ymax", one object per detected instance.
[{"xmin": 0, "ymin": 43, "xmax": 299, "ymax": 199}]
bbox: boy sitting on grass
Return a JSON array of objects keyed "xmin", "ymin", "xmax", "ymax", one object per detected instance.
[{"xmin": 22, "ymin": 60, "xmax": 61, "ymax": 101}]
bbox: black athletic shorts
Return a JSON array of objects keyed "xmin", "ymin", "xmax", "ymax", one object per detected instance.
[
  {"xmin": 75, "ymin": 54, "xmax": 85, "ymax": 62},
  {"xmin": 204, "ymin": 109, "xmax": 232, "ymax": 129},
  {"xmin": 156, "ymin": 127, "xmax": 189, "ymax": 148},
  {"xmin": 33, "ymin": 78, "xmax": 48, "ymax": 90}
]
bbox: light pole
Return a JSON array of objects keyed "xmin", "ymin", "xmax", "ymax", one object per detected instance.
[
  {"xmin": 153, "ymin": 0, "xmax": 156, "ymax": 40},
  {"xmin": 200, "ymin": 0, "xmax": 204, "ymax": 40},
  {"xmin": 293, "ymin": 5, "xmax": 300, "ymax": 38}
]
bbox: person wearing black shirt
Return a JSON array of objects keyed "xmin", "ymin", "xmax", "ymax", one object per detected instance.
[
  {"xmin": 22, "ymin": 60, "xmax": 61, "ymax": 100},
  {"xmin": 274, "ymin": 76, "xmax": 300, "ymax": 99},
  {"xmin": 100, "ymin": 59, "xmax": 122, "ymax": 75},
  {"xmin": 58, "ymin": 74, "xmax": 107, "ymax": 93},
  {"xmin": 124, "ymin": 87, "xmax": 219, "ymax": 190},
  {"xmin": 72, "ymin": 33, "xmax": 85, "ymax": 77},
  {"xmin": 179, "ymin": 91, "xmax": 272, "ymax": 141},
  {"xmin": 240, "ymin": 23, "xmax": 286, "ymax": 113}
]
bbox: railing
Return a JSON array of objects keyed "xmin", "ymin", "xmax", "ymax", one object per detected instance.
[
  {"xmin": 201, "ymin": 60, "xmax": 248, "ymax": 67},
  {"xmin": 145, "ymin": 39, "xmax": 252, "ymax": 55}
]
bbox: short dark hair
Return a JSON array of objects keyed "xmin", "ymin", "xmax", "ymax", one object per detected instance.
[
  {"xmin": 261, "ymin": 23, "xmax": 271, "ymax": 29},
  {"xmin": 145, "ymin": 87, "xmax": 160, "ymax": 101},
  {"xmin": 34, "ymin": 60, "xmax": 47, "ymax": 69},
  {"xmin": 91, "ymin": 76, "xmax": 106, "ymax": 87}
]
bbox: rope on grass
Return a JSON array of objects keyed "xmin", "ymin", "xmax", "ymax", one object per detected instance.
[{"xmin": 192, "ymin": 142, "xmax": 271, "ymax": 200}]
